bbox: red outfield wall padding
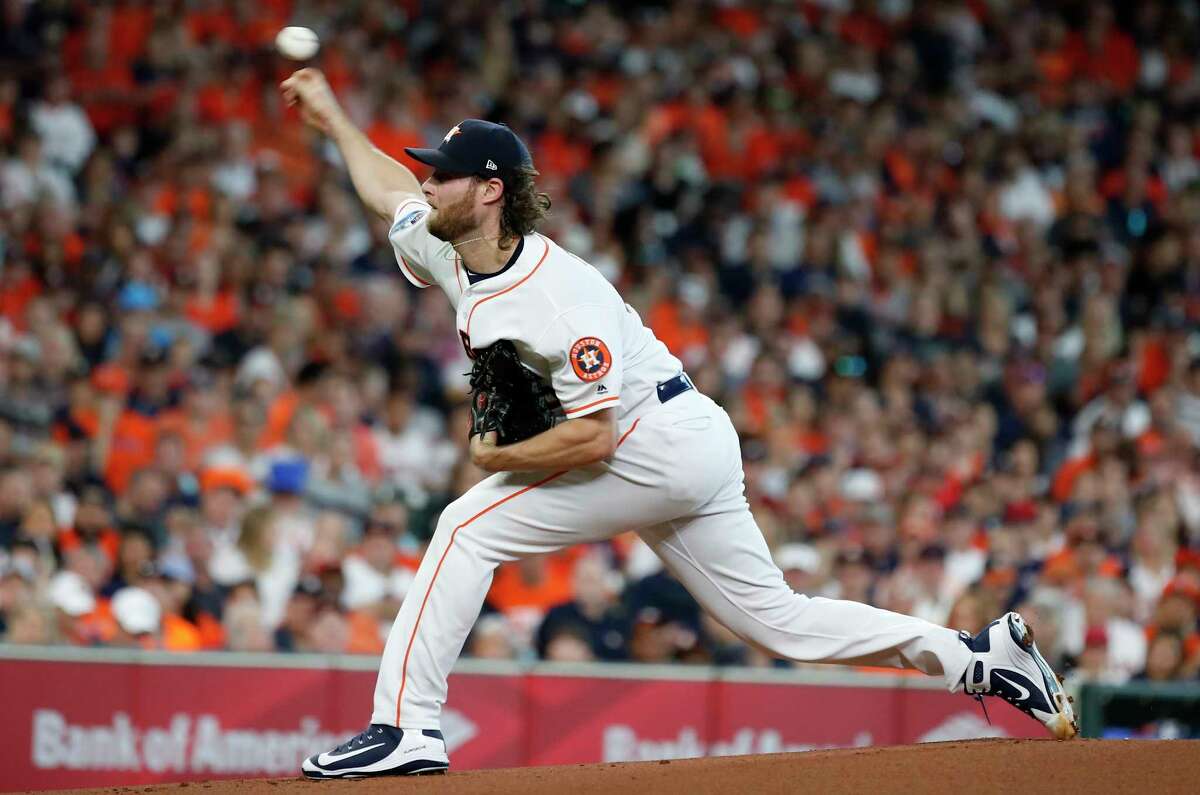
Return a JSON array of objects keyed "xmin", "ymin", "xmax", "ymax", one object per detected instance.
[{"xmin": 0, "ymin": 658, "xmax": 1038, "ymax": 790}]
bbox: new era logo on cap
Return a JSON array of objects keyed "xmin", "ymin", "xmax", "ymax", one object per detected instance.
[{"xmin": 405, "ymin": 119, "xmax": 534, "ymax": 179}]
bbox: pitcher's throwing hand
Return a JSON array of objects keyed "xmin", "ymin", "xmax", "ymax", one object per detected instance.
[{"xmin": 280, "ymin": 68, "xmax": 341, "ymax": 135}]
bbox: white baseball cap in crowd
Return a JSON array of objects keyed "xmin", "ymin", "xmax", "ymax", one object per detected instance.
[
  {"xmin": 48, "ymin": 571, "xmax": 96, "ymax": 617},
  {"xmin": 112, "ymin": 586, "xmax": 162, "ymax": 635},
  {"xmin": 773, "ymin": 543, "xmax": 822, "ymax": 575},
  {"xmin": 840, "ymin": 467, "xmax": 884, "ymax": 502}
]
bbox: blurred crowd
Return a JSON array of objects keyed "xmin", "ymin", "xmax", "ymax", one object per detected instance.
[{"xmin": 2, "ymin": 0, "xmax": 1200, "ymax": 687}]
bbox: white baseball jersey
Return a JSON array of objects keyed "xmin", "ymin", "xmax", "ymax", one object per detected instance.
[
  {"xmin": 370, "ymin": 194, "xmax": 973, "ymax": 733},
  {"xmin": 388, "ymin": 197, "xmax": 682, "ymax": 428}
]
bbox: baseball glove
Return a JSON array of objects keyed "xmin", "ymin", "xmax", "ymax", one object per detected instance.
[{"xmin": 468, "ymin": 340, "xmax": 562, "ymax": 444}]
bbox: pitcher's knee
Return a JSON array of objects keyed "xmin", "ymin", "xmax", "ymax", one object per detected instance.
[
  {"xmin": 433, "ymin": 494, "xmax": 476, "ymax": 538},
  {"xmin": 732, "ymin": 586, "xmax": 812, "ymax": 650},
  {"xmin": 430, "ymin": 494, "xmax": 505, "ymax": 561}
]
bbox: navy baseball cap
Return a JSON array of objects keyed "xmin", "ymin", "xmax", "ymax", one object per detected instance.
[{"xmin": 405, "ymin": 119, "xmax": 534, "ymax": 178}]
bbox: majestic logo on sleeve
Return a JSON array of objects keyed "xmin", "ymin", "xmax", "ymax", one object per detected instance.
[{"xmin": 570, "ymin": 337, "xmax": 612, "ymax": 381}]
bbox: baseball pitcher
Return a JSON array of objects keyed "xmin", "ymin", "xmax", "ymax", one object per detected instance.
[{"xmin": 280, "ymin": 69, "xmax": 1077, "ymax": 779}]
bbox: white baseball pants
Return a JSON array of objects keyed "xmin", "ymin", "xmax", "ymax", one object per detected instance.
[{"xmin": 371, "ymin": 390, "xmax": 973, "ymax": 728}]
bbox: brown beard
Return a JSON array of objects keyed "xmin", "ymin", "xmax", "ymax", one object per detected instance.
[{"xmin": 427, "ymin": 185, "xmax": 478, "ymax": 242}]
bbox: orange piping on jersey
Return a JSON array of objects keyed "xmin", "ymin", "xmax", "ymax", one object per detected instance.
[
  {"xmin": 394, "ymin": 410, "xmax": 640, "ymax": 725},
  {"xmin": 464, "ymin": 237, "xmax": 550, "ymax": 337},
  {"xmin": 399, "ymin": 255, "xmax": 433, "ymax": 287},
  {"xmin": 455, "ymin": 253, "xmax": 464, "ymax": 293},
  {"xmin": 616, "ymin": 417, "xmax": 640, "ymax": 446},
  {"xmin": 563, "ymin": 395, "xmax": 620, "ymax": 414}
]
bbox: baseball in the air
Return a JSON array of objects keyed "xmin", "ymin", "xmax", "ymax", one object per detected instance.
[{"xmin": 275, "ymin": 26, "xmax": 320, "ymax": 60}]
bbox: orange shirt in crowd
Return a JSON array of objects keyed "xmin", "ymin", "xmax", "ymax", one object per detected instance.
[
  {"xmin": 1052, "ymin": 453, "xmax": 1096, "ymax": 503},
  {"xmin": 739, "ymin": 383, "xmax": 788, "ymax": 436},
  {"xmin": 647, "ymin": 300, "xmax": 709, "ymax": 361},
  {"xmin": 1144, "ymin": 624, "xmax": 1200, "ymax": 664},
  {"xmin": 345, "ymin": 610, "xmax": 385, "ymax": 655},
  {"xmin": 196, "ymin": 76, "xmax": 264, "ymax": 126},
  {"xmin": 536, "ymin": 129, "xmax": 590, "ymax": 179},
  {"xmin": 839, "ymin": 9, "xmax": 891, "ymax": 51},
  {"xmin": 108, "ymin": 4, "xmax": 153, "ymax": 65},
  {"xmin": 157, "ymin": 409, "xmax": 234, "ymax": 471},
  {"xmin": 488, "ymin": 550, "xmax": 581, "ymax": 614},
  {"xmin": 76, "ymin": 599, "xmax": 117, "ymax": 645},
  {"xmin": 152, "ymin": 183, "xmax": 213, "ymax": 222},
  {"xmin": 1041, "ymin": 548, "xmax": 1123, "ymax": 583},
  {"xmin": 184, "ymin": 290, "xmax": 241, "ymax": 334},
  {"xmin": 0, "ymin": 272, "xmax": 42, "ymax": 330},
  {"xmin": 196, "ymin": 612, "xmax": 226, "ymax": 650},
  {"xmin": 103, "ymin": 410, "xmax": 159, "ymax": 494},
  {"xmin": 366, "ymin": 120, "xmax": 426, "ymax": 175},
  {"xmin": 1136, "ymin": 334, "xmax": 1171, "ymax": 394},
  {"xmin": 57, "ymin": 527, "xmax": 121, "ymax": 567},
  {"xmin": 1063, "ymin": 28, "xmax": 1139, "ymax": 94},
  {"xmin": 263, "ymin": 391, "xmax": 300, "ymax": 448},
  {"xmin": 162, "ymin": 613, "xmax": 203, "ymax": 651},
  {"xmin": 67, "ymin": 60, "xmax": 137, "ymax": 134}
]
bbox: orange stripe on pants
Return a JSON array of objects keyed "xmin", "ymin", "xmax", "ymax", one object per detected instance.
[{"xmin": 393, "ymin": 418, "xmax": 641, "ymax": 725}]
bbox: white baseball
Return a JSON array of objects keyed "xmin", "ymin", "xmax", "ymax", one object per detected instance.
[{"xmin": 275, "ymin": 26, "xmax": 320, "ymax": 60}]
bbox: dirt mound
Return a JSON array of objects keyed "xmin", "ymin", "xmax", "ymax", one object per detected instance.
[{"xmin": 62, "ymin": 739, "xmax": 1197, "ymax": 795}]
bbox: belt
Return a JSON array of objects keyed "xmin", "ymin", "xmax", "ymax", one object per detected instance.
[{"xmin": 656, "ymin": 373, "xmax": 694, "ymax": 403}]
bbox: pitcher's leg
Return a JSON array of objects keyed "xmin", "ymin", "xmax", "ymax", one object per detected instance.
[
  {"xmin": 640, "ymin": 510, "xmax": 972, "ymax": 689},
  {"xmin": 370, "ymin": 469, "xmax": 574, "ymax": 727},
  {"xmin": 372, "ymin": 447, "xmax": 682, "ymax": 729}
]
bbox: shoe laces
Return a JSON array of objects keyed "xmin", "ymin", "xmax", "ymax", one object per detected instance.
[{"xmin": 337, "ymin": 725, "xmax": 385, "ymax": 753}]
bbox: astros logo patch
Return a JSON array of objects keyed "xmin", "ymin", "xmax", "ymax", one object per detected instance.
[{"xmin": 570, "ymin": 337, "xmax": 611, "ymax": 381}]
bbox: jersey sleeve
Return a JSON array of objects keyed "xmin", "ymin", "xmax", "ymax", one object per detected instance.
[
  {"xmin": 387, "ymin": 197, "xmax": 447, "ymax": 289},
  {"xmin": 535, "ymin": 304, "xmax": 623, "ymax": 418}
]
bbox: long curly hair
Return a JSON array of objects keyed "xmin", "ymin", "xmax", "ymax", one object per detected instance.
[{"xmin": 498, "ymin": 166, "xmax": 551, "ymax": 245}]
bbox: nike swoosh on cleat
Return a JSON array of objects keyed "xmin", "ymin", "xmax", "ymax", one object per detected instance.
[
  {"xmin": 994, "ymin": 671, "xmax": 1031, "ymax": 702},
  {"xmin": 317, "ymin": 742, "xmax": 387, "ymax": 766}
]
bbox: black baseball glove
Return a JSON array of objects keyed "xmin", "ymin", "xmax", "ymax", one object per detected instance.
[{"xmin": 468, "ymin": 340, "xmax": 562, "ymax": 444}]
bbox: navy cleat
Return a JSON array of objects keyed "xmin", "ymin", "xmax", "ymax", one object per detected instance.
[
  {"xmin": 959, "ymin": 612, "xmax": 1078, "ymax": 739},
  {"xmin": 301, "ymin": 724, "xmax": 449, "ymax": 779}
]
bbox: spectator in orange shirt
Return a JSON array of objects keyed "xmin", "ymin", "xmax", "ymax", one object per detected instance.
[
  {"xmin": 1052, "ymin": 417, "xmax": 1121, "ymax": 503},
  {"xmin": 1148, "ymin": 578, "xmax": 1200, "ymax": 648},
  {"xmin": 92, "ymin": 349, "xmax": 165, "ymax": 496},
  {"xmin": 107, "ymin": 585, "xmax": 162, "ymax": 649},
  {"xmin": 262, "ymin": 360, "xmax": 329, "ymax": 450},
  {"xmin": 488, "ymin": 552, "xmax": 581, "ymax": 649},
  {"xmin": 365, "ymin": 94, "xmax": 427, "ymax": 176},
  {"xmin": 157, "ymin": 367, "xmax": 233, "ymax": 472},
  {"xmin": 182, "ymin": 251, "xmax": 242, "ymax": 335},
  {"xmin": 143, "ymin": 560, "xmax": 204, "ymax": 652},
  {"xmin": 47, "ymin": 569, "xmax": 100, "ymax": 645}
]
